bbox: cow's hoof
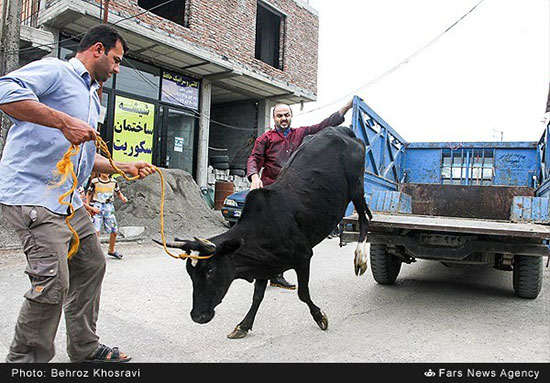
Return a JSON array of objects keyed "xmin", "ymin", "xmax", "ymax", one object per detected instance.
[
  {"xmin": 314, "ymin": 310, "xmax": 328, "ymax": 331},
  {"xmin": 354, "ymin": 241, "xmax": 368, "ymax": 276},
  {"xmin": 354, "ymin": 259, "xmax": 367, "ymax": 276},
  {"xmin": 227, "ymin": 325, "xmax": 248, "ymax": 339}
]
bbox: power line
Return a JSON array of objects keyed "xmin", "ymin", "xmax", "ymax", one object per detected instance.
[
  {"xmin": 1, "ymin": 0, "xmax": 260, "ymax": 132},
  {"xmin": 294, "ymin": 0, "xmax": 486, "ymax": 118},
  {"xmin": 0, "ymin": 0, "xmax": 177, "ymax": 56},
  {"xmin": 121, "ymin": 56, "xmax": 259, "ymax": 132},
  {"xmin": 2, "ymin": 0, "xmax": 486, "ymax": 132}
]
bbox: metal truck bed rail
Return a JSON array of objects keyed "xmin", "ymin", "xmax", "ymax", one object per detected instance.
[{"xmin": 343, "ymin": 213, "xmax": 550, "ymax": 239}]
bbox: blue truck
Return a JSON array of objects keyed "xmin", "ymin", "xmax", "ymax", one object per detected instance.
[
  {"xmin": 221, "ymin": 95, "xmax": 549, "ymax": 298},
  {"xmin": 342, "ymin": 96, "xmax": 549, "ymax": 299}
]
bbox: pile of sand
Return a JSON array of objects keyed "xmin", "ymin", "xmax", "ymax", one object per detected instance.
[
  {"xmin": 0, "ymin": 168, "xmax": 226, "ymax": 249},
  {"xmin": 115, "ymin": 168, "xmax": 226, "ymax": 241}
]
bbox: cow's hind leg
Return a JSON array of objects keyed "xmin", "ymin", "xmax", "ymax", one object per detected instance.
[
  {"xmin": 296, "ymin": 264, "xmax": 328, "ymax": 331},
  {"xmin": 227, "ymin": 278, "xmax": 268, "ymax": 339},
  {"xmin": 353, "ymin": 195, "xmax": 371, "ymax": 276}
]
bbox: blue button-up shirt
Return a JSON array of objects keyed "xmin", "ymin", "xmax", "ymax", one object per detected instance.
[{"xmin": 0, "ymin": 57, "xmax": 100, "ymax": 215}]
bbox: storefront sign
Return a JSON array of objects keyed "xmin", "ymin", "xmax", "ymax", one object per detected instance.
[
  {"xmin": 161, "ymin": 71, "xmax": 200, "ymax": 110},
  {"xmin": 112, "ymin": 95, "xmax": 155, "ymax": 163}
]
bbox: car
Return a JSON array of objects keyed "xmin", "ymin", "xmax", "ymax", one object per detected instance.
[{"xmin": 221, "ymin": 189, "xmax": 249, "ymax": 225}]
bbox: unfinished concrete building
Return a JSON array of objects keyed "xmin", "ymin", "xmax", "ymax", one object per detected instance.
[{"xmin": 11, "ymin": 0, "xmax": 320, "ymax": 189}]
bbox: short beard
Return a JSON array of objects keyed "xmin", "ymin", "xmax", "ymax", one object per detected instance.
[{"xmin": 276, "ymin": 121, "xmax": 291, "ymax": 130}]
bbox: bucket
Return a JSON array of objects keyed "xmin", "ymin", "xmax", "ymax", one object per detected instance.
[{"xmin": 214, "ymin": 181, "xmax": 235, "ymax": 210}]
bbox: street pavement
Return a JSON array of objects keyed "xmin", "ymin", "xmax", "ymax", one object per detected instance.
[{"xmin": 0, "ymin": 238, "xmax": 548, "ymax": 363}]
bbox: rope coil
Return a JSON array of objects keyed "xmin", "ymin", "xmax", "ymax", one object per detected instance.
[{"xmin": 53, "ymin": 136, "xmax": 214, "ymax": 261}]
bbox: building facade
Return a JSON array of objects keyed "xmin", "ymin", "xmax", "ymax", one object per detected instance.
[{"xmin": 9, "ymin": 0, "xmax": 320, "ymax": 187}]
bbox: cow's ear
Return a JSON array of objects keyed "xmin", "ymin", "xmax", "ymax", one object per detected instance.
[{"xmin": 217, "ymin": 238, "xmax": 244, "ymax": 256}]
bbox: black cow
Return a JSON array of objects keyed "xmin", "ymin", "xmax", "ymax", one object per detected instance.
[{"xmin": 158, "ymin": 126, "xmax": 372, "ymax": 339}]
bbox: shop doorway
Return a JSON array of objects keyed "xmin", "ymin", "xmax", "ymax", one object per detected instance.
[{"xmin": 159, "ymin": 106, "xmax": 198, "ymax": 176}]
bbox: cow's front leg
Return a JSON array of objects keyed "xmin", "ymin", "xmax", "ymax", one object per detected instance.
[
  {"xmin": 227, "ymin": 278, "xmax": 268, "ymax": 339},
  {"xmin": 296, "ymin": 265, "xmax": 328, "ymax": 331}
]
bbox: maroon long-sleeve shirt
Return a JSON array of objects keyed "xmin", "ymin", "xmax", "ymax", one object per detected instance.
[{"xmin": 247, "ymin": 111, "xmax": 345, "ymax": 187}]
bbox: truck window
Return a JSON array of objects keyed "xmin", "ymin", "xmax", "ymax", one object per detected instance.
[{"xmin": 441, "ymin": 148, "xmax": 494, "ymax": 186}]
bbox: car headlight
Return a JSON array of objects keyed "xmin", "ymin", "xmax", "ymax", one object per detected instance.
[{"xmin": 224, "ymin": 198, "xmax": 238, "ymax": 207}]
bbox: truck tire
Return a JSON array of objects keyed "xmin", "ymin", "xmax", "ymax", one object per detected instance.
[
  {"xmin": 513, "ymin": 255, "xmax": 542, "ymax": 299},
  {"xmin": 370, "ymin": 244, "xmax": 402, "ymax": 285}
]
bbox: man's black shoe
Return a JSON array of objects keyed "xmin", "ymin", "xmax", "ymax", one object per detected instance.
[{"xmin": 270, "ymin": 274, "xmax": 296, "ymax": 290}]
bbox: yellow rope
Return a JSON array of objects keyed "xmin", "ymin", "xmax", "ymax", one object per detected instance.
[
  {"xmin": 51, "ymin": 144, "xmax": 81, "ymax": 259},
  {"xmin": 53, "ymin": 136, "xmax": 214, "ymax": 261}
]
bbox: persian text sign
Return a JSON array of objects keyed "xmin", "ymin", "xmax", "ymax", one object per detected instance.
[
  {"xmin": 112, "ymin": 95, "xmax": 154, "ymax": 163},
  {"xmin": 161, "ymin": 71, "xmax": 200, "ymax": 110}
]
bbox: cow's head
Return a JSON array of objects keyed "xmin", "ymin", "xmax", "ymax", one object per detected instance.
[{"xmin": 163, "ymin": 236, "xmax": 244, "ymax": 324}]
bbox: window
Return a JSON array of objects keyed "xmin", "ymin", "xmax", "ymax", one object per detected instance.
[
  {"xmin": 255, "ymin": 2, "xmax": 284, "ymax": 69},
  {"xmin": 159, "ymin": 106, "xmax": 198, "ymax": 175},
  {"xmin": 441, "ymin": 148, "xmax": 494, "ymax": 185},
  {"xmin": 116, "ymin": 58, "xmax": 160, "ymax": 99},
  {"xmin": 138, "ymin": 0, "xmax": 188, "ymax": 27},
  {"xmin": 21, "ymin": 0, "xmax": 40, "ymax": 27}
]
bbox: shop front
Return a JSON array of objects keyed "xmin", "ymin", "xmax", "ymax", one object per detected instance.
[{"xmin": 59, "ymin": 38, "xmax": 201, "ymax": 177}]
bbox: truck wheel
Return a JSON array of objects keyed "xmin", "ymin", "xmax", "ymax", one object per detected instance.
[
  {"xmin": 370, "ymin": 244, "xmax": 402, "ymax": 285},
  {"xmin": 513, "ymin": 255, "xmax": 542, "ymax": 299}
]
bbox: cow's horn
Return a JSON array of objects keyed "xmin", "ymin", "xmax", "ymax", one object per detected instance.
[
  {"xmin": 194, "ymin": 237, "xmax": 216, "ymax": 254},
  {"xmin": 152, "ymin": 238, "xmax": 187, "ymax": 249}
]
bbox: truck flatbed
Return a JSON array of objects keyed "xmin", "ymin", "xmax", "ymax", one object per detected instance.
[{"xmin": 343, "ymin": 213, "xmax": 550, "ymax": 239}]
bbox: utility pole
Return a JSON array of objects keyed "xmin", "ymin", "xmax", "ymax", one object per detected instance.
[
  {"xmin": 102, "ymin": 0, "xmax": 110, "ymax": 24},
  {"xmin": 0, "ymin": 0, "xmax": 22, "ymax": 153},
  {"xmin": 97, "ymin": 0, "xmax": 109, "ymax": 102}
]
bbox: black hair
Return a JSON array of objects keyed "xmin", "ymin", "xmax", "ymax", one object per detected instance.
[{"xmin": 77, "ymin": 24, "xmax": 129, "ymax": 55}]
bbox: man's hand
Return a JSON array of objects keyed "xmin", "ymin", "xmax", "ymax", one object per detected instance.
[
  {"xmin": 339, "ymin": 98, "xmax": 354, "ymax": 116},
  {"xmin": 124, "ymin": 161, "xmax": 156, "ymax": 179},
  {"xmin": 93, "ymin": 155, "xmax": 156, "ymax": 178},
  {"xmin": 59, "ymin": 115, "xmax": 97, "ymax": 145},
  {"xmin": 250, "ymin": 174, "xmax": 263, "ymax": 190},
  {"xmin": 0, "ymin": 100, "xmax": 97, "ymax": 145}
]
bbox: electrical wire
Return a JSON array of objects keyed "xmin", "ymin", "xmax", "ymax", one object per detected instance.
[
  {"xmin": 0, "ymin": 0, "xmax": 177, "ymax": 56},
  {"xmin": 120, "ymin": 56, "xmax": 259, "ymax": 132},
  {"xmin": 2, "ymin": 0, "xmax": 486, "ymax": 131},
  {"xmin": 294, "ymin": 0, "xmax": 486, "ymax": 117}
]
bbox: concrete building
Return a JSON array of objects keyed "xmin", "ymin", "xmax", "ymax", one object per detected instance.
[{"xmin": 6, "ymin": 0, "xmax": 321, "ymax": 188}]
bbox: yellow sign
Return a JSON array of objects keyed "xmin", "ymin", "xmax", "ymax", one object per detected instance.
[{"xmin": 112, "ymin": 95, "xmax": 155, "ymax": 163}]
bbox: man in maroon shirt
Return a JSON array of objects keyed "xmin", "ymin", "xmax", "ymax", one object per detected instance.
[{"xmin": 246, "ymin": 99, "xmax": 354, "ymax": 289}]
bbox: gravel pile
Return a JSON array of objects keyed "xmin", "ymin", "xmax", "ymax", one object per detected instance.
[{"xmin": 0, "ymin": 168, "xmax": 226, "ymax": 249}]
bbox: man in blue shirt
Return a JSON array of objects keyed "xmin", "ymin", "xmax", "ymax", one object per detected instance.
[{"xmin": 0, "ymin": 24, "xmax": 155, "ymax": 363}]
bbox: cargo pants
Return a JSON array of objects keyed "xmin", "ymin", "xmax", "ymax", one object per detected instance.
[{"xmin": 2, "ymin": 204, "xmax": 106, "ymax": 363}]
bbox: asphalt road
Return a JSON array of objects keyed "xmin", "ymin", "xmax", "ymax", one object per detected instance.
[{"xmin": 0, "ymin": 238, "xmax": 548, "ymax": 363}]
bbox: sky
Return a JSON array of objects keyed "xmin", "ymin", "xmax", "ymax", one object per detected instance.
[{"xmin": 291, "ymin": 0, "xmax": 550, "ymax": 143}]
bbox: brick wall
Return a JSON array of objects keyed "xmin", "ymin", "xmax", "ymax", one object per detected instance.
[{"xmin": 47, "ymin": 0, "xmax": 319, "ymax": 96}]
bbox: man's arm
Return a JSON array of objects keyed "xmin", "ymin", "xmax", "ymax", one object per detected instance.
[
  {"xmin": 93, "ymin": 153, "xmax": 156, "ymax": 179},
  {"xmin": 0, "ymin": 58, "xmax": 98, "ymax": 145},
  {"xmin": 304, "ymin": 98, "xmax": 354, "ymax": 135},
  {"xmin": 0, "ymin": 100, "xmax": 97, "ymax": 145},
  {"xmin": 338, "ymin": 99, "xmax": 353, "ymax": 117},
  {"xmin": 247, "ymin": 135, "xmax": 267, "ymax": 190}
]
